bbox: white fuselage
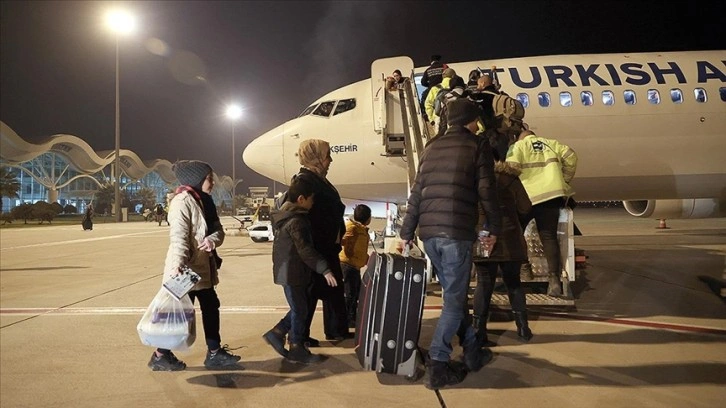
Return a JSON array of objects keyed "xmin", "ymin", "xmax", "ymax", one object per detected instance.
[{"xmin": 243, "ymin": 51, "xmax": 726, "ymax": 205}]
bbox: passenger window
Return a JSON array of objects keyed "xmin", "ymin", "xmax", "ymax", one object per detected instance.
[
  {"xmin": 298, "ymin": 104, "xmax": 318, "ymax": 117},
  {"xmin": 694, "ymin": 88, "xmax": 707, "ymax": 103},
  {"xmin": 538, "ymin": 92, "xmax": 551, "ymax": 107},
  {"xmin": 333, "ymin": 98, "xmax": 356, "ymax": 115},
  {"xmin": 580, "ymin": 91, "xmax": 594, "ymax": 106},
  {"xmin": 312, "ymin": 101, "xmax": 335, "ymax": 117},
  {"xmin": 624, "ymin": 90, "xmax": 637, "ymax": 105},
  {"xmin": 559, "ymin": 92, "xmax": 572, "ymax": 107},
  {"xmin": 516, "ymin": 93, "xmax": 529, "ymax": 108},
  {"xmin": 602, "ymin": 90, "xmax": 615, "ymax": 106},
  {"xmin": 647, "ymin": 89, "xmax": 661, "ymax": 104},
  {"xmin": 720, "ymin": 87, "xmax": 726, "ymax": 102},
  {"xmin": 670, "ymin": 88, "xmax": 683, "ymax": 104}
]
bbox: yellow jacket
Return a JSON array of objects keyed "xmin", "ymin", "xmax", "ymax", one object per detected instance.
[
  {"xmin": 424, "ymin": 77, "xmax": 452, "ymax": 120},
  {"xmin": 339, "ymin": 219, "xmax": 370, "ymax": 269},
  {"xmin": 506, "ymin": 134, "xmax": 578, "ymax": 205}
]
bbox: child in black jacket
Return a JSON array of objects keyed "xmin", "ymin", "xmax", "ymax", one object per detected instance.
[{"xmin": 263, "ymin": 177, "xmax": 337, "ymax": 364}]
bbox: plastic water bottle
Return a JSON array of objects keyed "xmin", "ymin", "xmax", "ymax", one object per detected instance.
[{"xmin": 477, "ymin": 229, "xmax": 490, "ymax": 258}]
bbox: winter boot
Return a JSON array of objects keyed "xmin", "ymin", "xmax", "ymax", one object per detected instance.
[
  {"xmin": 512, "ymin": 311, "xmax": 533, "ymax": 342},
  {"xmin": 287, "ymin": 343, "xmax": 323, "ymax": 364},
  {"xmin": 473, "ymin": 315, "xmax": 497, "ymax": 348}
]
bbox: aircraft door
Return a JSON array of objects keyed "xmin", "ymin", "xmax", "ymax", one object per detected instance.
[{"xmin": 371, "ymin": 57, "xmax": 414, "ymax": 136}]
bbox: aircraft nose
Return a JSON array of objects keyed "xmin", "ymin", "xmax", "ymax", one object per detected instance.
[{"xmin": 243, "ymin": 125, "xmax": 285, "ymax": 183}]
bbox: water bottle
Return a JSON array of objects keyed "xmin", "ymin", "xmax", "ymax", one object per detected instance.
[{"xmin": 477, "ymin": 228, "xmax": 490, "ymax": 258}]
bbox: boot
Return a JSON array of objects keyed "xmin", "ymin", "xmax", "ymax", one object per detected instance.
[
  {"xmin": 262, "ymin": 327, "xmax": 288, "ymax": 358},
  {"xmin": 512, "ymin": 311, "xmax": 533, "ymax": 342},
  {"xmin": 473, "ymin": 315, "xmax": 497, "ymax": 348},
  {"xmin": 287, "ymin": 343, "xmax": 323, "ymax": 364},
  {"xmin": 547, "ymin": 275, "xmax": 563, "ymax": 297}
]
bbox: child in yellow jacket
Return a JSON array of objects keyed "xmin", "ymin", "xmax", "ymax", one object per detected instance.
[{"xmin": 339, "ymin": 204, "xmax": 372, "ymax": 328}]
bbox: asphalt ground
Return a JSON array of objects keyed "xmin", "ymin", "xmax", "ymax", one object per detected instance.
[{"xmin": 1, "ymin": 208, "xmax": 725, "ymax": 408}]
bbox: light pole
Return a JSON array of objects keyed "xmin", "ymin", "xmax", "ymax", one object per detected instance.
[
  {"xmin": 225, "ymin": 104, "xmax": 242, "ymax": 198},
  {"xmin": 105, "ymin": 9, "xmax": 135, "ymax": 222}
]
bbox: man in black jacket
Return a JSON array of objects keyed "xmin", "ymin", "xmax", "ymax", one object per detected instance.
[
  {"xmin": 420, "ymin": 55, "xmax": 447, "ymax": 122},
  {"xmin": 400, "ymin": 98, "xmax": 502, "ymax": 390}
]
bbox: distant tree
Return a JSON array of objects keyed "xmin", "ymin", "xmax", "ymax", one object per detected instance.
[
  {"xmin": 0, "ymin": 212, "xmax": 13, "ymax": 224},
  {"xmin": 11, "ymin": 203, "xmax": 33, "ymax": 224},
  {"xmin": 135, "ymin": 187, "xmax": 157, "ymax": 211},
  {"xmin": 0, "ymin": 167, "xmax": 21, "ymax": 213},
  {"xmin": 31, "ymin": 201, "xmax": 56, "ymax": 224},
  {"xmin": 63, "ymin": 204, "xmax": 78, "ymax": 214}
]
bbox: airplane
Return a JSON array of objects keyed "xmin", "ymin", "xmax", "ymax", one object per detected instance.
[{"xmin": 243, "ymin": 51, "xmax": 726, "ymax": 220}]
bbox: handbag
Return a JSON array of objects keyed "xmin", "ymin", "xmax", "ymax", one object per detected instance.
[{"xmin": 137, "ymin": 287, "xmax": 196, "ymax": 350}]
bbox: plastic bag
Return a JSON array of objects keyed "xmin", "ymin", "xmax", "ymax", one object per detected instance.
[{"xmin": 137, "ymin": 288, "xmax": 196, "ymax": 350}]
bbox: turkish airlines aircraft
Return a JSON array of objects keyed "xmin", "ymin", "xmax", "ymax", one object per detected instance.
[{"xmin": 243, "ymin": 51, "xmax": 726, "ymax": 219}]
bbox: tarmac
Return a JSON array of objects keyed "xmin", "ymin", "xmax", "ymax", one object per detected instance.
[{"xmin": 1, "ymin": 207, "xmax": 725, "ymax": 408}]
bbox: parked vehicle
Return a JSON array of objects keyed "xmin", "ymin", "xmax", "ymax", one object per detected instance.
[{"xmin": 247, "ymin": 222, "xmax": 274, "ymax": 242}]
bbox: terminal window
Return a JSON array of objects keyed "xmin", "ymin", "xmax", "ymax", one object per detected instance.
[
  {"xmin": 694, "ymin": 88, "xmax": 707, "ymax": 103},
  {"xmin": 647, "ymin": 89, "xmax": 661, "ymax": 104},
  {"xmin": 538, "ymin": 92, "xmax": 551, "ymax": 107},
  {"xmin": 670, "ymin": 88, "xmax": 683, "ymax": 104},
  {"xmin": 516, "ymin": 93, "xmax": 529, "ymax": 108},
  {"xmin": 559, "ymin": 92, "xmax": 572, "ymax": 107},
  {"xmin": 624, "ymin": 90, "xmax": 637, "ymax": 105},
  {"xmin": 602, "ymin": 90, "xmax": 615, "ymax": 105},
  {"xmin": 580, "ymin": 91, "xmax": 594, "ymax": 106}
]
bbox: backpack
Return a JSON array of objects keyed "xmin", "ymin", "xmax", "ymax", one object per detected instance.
[
  {"xmin": 483, "ymin": 91, "xmax": 525, "ymax": 136},
  {"xmin": 433, "ymin": 86, "xmax": 449, "ymax": 117}
]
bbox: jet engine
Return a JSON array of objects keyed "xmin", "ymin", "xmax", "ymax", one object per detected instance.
[{"xmin": 623, "ymin": 199, "xmax": 724, "ymax": 219}]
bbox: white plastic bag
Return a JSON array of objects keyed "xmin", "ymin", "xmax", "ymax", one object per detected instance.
[{"xmin": 137, "ymin": 288, "xmax": 196, "ymax": 350}]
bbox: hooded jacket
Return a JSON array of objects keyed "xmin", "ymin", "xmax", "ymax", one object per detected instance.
[
  {"xmin": 400, "ymin": 124, "xmax": 502, "ymax": 242},
  {"xmin": 271, "ymin": 201, "xmax": 331, "ymax": 286},
  {"xmin": 339, "ymin": 219, "xmax": 370, "ymax": 269}
]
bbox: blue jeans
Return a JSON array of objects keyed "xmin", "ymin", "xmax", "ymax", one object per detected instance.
[
  {"xmin": 276, "ymin": 284, "xmax": 311, "ymax": 345},
  {"xmin": 424, "ymin": 237, "xmax": 478, "ymax": 362}
]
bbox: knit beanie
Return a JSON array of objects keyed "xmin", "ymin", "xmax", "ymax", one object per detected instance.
[
  {"xmin": 447, "ymin": 99, "xmax": 481, "ymax": 126},
  {"xmin": 173, "ymin": 160, "xmax": 213, "ymax": 188}
]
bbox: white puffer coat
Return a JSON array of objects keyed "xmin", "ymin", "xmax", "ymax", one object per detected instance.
[{"xmin": 163, "ymin": 190, "xmax": 225, "ymax": 290}]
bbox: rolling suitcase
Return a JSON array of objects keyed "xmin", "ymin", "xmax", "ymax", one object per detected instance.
[{"xmin": 354, "ymin": 250, "xmax": 426, "ymax": 378}]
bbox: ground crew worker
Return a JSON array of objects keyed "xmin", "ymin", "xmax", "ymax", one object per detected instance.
[{"xmin": 505, "ymin": 127, "xmax": 578, "ymax": 297}]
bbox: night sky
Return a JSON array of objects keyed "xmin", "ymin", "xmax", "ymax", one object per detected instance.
[{"xmin": 1, "ymin": 1, "xmax": 724, "ymax": 191}]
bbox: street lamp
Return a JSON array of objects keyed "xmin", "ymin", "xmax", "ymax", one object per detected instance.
[
  {"xmin": 105, "ymin": 9, "xmax": 135, "ymax": 222},
  {"xmin": 225, "ymin": 104, "xmax": 242, "ymax": 197}
]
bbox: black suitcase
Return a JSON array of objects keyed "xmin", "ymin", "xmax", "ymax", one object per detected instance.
[{"xmin": 354, "ymin": 251, "xmax": 426, "ymax": 378}]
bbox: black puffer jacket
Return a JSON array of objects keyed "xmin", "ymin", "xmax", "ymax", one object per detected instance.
[
  {"xmin": 295, "ymin": 168, "xmax": 346, "ymax": 277},
  {"xmin": 400, "ymin": 125, "xmax": 502, "ymax": 241},
  {"xmin": 475, "ymin": 161, "xmax": 531, "ymax": 263},
  {"xmin": 271, "ymin": 202, "xmax": 330, "ymax": 286}
]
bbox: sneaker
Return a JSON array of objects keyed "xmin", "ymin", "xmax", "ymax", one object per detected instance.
[
  {"xmin": 424, "ymin": 360, "xmax": 467, "ymax": 390},
  {"xmin": 148, "ymin": 351, "xmax": 186, "ymax": 371},
  {"xmin": 287, "ymin": 343, "xmax": 323, "ymax": 364},
  {"xmin": 462, "ymin": 347, "xmax": 493, "ymax": 373},
  {"xmin": 263, "ymin": 329, "xmax": 288, "ymax": 358},
  {"xmin": 204, "ymin": 345, "xmax": 243, "ymax": 369}
]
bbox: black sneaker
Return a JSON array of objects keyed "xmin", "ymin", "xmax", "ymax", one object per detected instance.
[
  {"xmin": 305, "ymin": 337, "xmax": 320, "ymax": 348},
  {"xmin": 463, "ymin": 347, "xmax": 493, "ymax": 373},
  {"xmin": 325, "ymin": 332, "xmax": 354, "ymax": 341},
  {"xmin": 424, "ymin": 360, "xmax": 467, "ymax": 390},
  {"xmin": 204, "ymin": 345, "xmax": 243, "ymax": 370},
  {"xmin": 148, "ymin": 351, "xmax": 186, "ymax": 371},
  {"xmin": 263, "ymin": 329, "xmax": 288, "ymax": 358}
]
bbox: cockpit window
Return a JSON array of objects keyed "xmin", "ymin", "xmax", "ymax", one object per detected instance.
[
  {"xmin": 312, "ymin": 101, "xmax": 335, "ymax": 117},
  {"xmin": 298, "ymin": 104, "xmax": 318, "ymax": 117},
  {"xmin": 333, "ymin": 98, "xmax": 356, "ymax": 115}
]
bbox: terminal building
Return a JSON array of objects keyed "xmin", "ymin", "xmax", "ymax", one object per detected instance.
[{"xmin": 0, "ymin": 121, "xmax": 235, "ymax": 215}]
